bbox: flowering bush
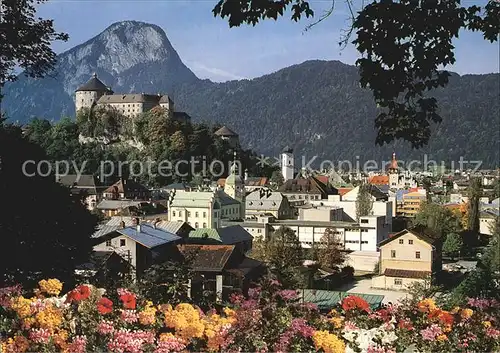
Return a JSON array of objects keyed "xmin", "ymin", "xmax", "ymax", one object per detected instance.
[{"xmin": 0, "ymin": 278, "xmax": 499, "ymax": 352}]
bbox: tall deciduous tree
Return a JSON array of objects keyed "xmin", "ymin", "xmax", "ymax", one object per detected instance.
[
  {"xmin": 442, "ymin": 233, "xmax": 463, "ymax": 260},
  {"xmin": 0, "ymin": 0, "xmax": 69, "ymax": 101},
  {"xmin": 467, "ymin": 177, "xmax": 482, "ymax": 233},
  {"xmin": 414, "ymin": 202, "xmax": 461, "ymax": 238},
  {"xmin": 355, "ymin": 183, "xmax": 373, "ymax": 221},
  {"xmin": 0, "ymin": 120, "xmax": 98, "ymax": 287},
  {"xmin": 317, "ymin": 228, "xmax": 346, "ymax": 271},
  {"xmin": 212, "ymin": 0, "xmax": 499, "ymax": 147}
]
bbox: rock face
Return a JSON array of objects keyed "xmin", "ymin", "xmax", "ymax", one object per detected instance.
[
  {"xmin": 2, "ymin": 21, "xmax": 499, "ymax": 166},
  {"xmin": 2, "ymin": 21, "xmax": 198, "ymax": 121}
]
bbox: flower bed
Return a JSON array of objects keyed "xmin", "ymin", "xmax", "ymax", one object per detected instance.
[{"xmin": 0, "ymin": 279, "xmax": 499, "ymax": 352}]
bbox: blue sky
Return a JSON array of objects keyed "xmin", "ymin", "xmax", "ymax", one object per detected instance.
[{"xmin": 38, "ymin": 0, "xmax": 499, "ymax": 82}]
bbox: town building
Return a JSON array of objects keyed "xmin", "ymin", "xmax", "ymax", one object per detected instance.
[
  {"xmin": 57, "ymin": 174, "xmax": 99, "ymax": 210},
  {"xmin": 186, "ymin": 225, "xmax": 253, "ymax": 254},
  {"xmin": 278, "ymin": 175, "xmax": 337, "ymax": 203},
  {"xmin": 372, "ymin": 227, "xmax": 442, "ymax": 290},
  {"xmin": 92, "ymin": 219, "xmax": 182, "ymax": 278},
  {"xmin": 224, "ymin": 153, "xmax": 246, "ymax": 217},
  {"xmin": 397, "ymin": 191, "xmax": 427, "ymax": 217},
  {"xmin": 168, "ymin": 190, "xmax": 221, "ymax": 229},
  {"xmin": 102, "ymin": 178, "xmax": 150, "ymax": 200},
  {"xmin": 479, "ymin": 209, "xmax": 499, "ymax": 235},
  {"xmin": 245, "ymin": 189, "xmax": 293, "ymax": 219}
]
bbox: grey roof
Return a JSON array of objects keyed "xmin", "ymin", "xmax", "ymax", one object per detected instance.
[
  {"xmin": 97, "ymin": 94, "xmax": 163, "ymax": 104},
  {"xmin": 92, "ymin": 216, "xmax": 188, "ymax": 238},
  {"xmin": 480, "ymin": 209, "xmax": 499, "ymax": 218},
  {"xmin": 159, "ymin": 95, "xmax": 173, "ymax": 103},
  {"xmin": 170, "ymin": 190, "xmax": 217, "ymax": 208},
  {"xmin": 188, "ymin": 225, "xmax": 252, "ymax": 244},
  {"xmin": 215, "ymin": 126, "xmax": 238, "ymax": 137},
  {"xmin": 96, "ymin": 200, "xmax": 143, "ymax": 210},
  {"xmin": 117, "ymin": 225, "xmax": 181, "ymax": 248},
  {"xmin": 58, "ymin": 174, "xmax": 96, "ymax": 188},
  {"xmin": 76, "ymin": 74, "xmax": 110, "ymax": 92},
  {"xmin": 217, "ymin": 190, "xmax": 240, "ymax": 206},
  {"xmin": 246, "ymin": 189, "xmax": 285, "ymax": 211},
  {"xmin": 282, "ymin": 146, "xmax": 293, "ymax": 153}
]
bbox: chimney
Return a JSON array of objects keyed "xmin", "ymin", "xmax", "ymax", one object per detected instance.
[
  {"xmin": 136, "ymin": 224, "xmax": 141, "ymax": 233},
  {"xmin": 120, "ymin": 220, "xmax": 125, "ymax": 229}
]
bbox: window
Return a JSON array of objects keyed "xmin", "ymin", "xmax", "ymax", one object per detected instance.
[
  {"xmin": 394, "ymin": 278, "xmax": 403, "ymax": 286},
  {"xmin": 361, "ymin": 219, "xmax": 369, "ymax": 224},
  {"xmin": 399, "ymin": 239, "xmax": 404, "ymax": 244},
  {"xmin": 391, "ymin": 250, "xmax": 396, "ymax": 258},
  {"xmin": 172, "ymin": 211, "xmax": 176, "ymax": 217},
  {"xmin": 120, "ymin": 239, "xmax": 126, "ymax": 247},
  {"xmin": 203, "ymin": 223, "xmax": 207, "ymax": 228},
  {"xmin": 179, "ymin": 211, "xmax": 182, "ymax": 217},
  {"xmin": 195, "ymin": 222, "xmax": 199, "ymax": 228},
  {"xmin": 195, "ymin": 212, "xmax": 199, "ymax": 217},
  {"xmin": 408, "ymin": 239, "xmax": 413, "ymax": 245},
  {"xmin": 257, "ymin": 229, "xmax": 262, "ymax": 234},
  {"xmin": 203, "ymin": 212, "xmax": 206, "ymax": 218},
  {"xmin": 106, "ymin": 240, "xmax": 112, "ymax": 246},
  {"xmin": 187, "ymin": 211, "xmax": 191, "ymax": 217},
  {"xmin": 416, "ymin": 251, "xmax": 421, "ymax": 259}
]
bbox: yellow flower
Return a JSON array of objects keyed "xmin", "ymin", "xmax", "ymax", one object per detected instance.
[
  {"xmin": 483, "ymin": 321, "xmax": 492, "ymax": 328},
  {"xmin": 417, "ymin": 298, "xmax": 437, "ymax": 313},
  {"xmin": 2, "ymin": 336, "xmax": 29, "ymax": 353},
  {"xmin": 313, "ymin": 330, "xmax": 345, "ymax": 353},
  {"xmin": 451, "ymin": 306, "xmax": 461, "ymax": 314},
  {"xmin": 35, "ymin": 304, "xmax": 63, "ymax": 331},
  {"xmin": 163, "ymin": 303, "xmax": 205, "ymax": 339},
  {"xmin": 10, "ymin": 296, "xmax": 33, "ymax": 318},
  {"xmin": 437, "ymin": 334, "xmax": 448, "ymax": 342},
  {"xmin": 443, "ymin": 324, "xmax": 452, "ymax": 333},
  {"xmin": 330, "ymin": 317, "xmax": 343, "ymax": 329},
  {"xmin": 460, "ymin": 308, "xmax": 473, "ymax": 320},
  {"xmin": 38, "ymin": 279, "xmax": 63, "ymax": 296}
]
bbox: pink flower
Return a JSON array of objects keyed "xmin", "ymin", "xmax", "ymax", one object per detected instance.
[
  {"xmin": 117, "ymin": 288, "xmax": 135, "ymax": 297},
  {"xmin": 29, "ymin": 328, "xmax": 51, "ymax": 344},
  {"xmin": 344, "ymin": 321, "xmax": 359, "ymax": 331},
  {"xmin": 277, "ymin": 290, "xmax": 298, "ymax": 301},
  {"xmin": 248, "ymin": 287, "xmax": 261, "ymax": 299},
  {"xmin": 108, "ymin": 329, "xmax": 155, "ymax": 353},
  {"xmin": 120, "ymin": 309, "xmax": 139, "ymax": 323},
  {"xmin": 98, "ymin": 320, "xmax": 115, "ymax": 335},
  {"xmin": 367, "ymin": 345, "xmax": 386, "ymax": 353},
  {"xmin": 274, "ymin": 318, "xmax": 315, "ymax": 352},
  {"xmin": 67, "ymin": 335, "xmax": 87, "ymax": 353},
  {"xmin": 0, "ymin": 285, "xmax": 22, "ymax": 308},
  {"xmin": 486, "ymin": 328, "xmax": 500, "ymax": 339},
  {"xmin": 420, "ymin": 324, "xmax": 443, "ymax": 341},
  {"xmin": 155, "ymin": 334, "xmax": 187, "ymax": 353}
]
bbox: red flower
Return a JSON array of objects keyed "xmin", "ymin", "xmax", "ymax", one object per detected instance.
[
  {"xmin": 119, "ymin": 293, "xmax": 136, "ymax": 310},
  {"xmin": 341, "ymin": 296, "xmax": 371, "ymax": 313},
  {"xmin": 97, "ymin": 297, "xmax": 113, "ymax": 314},
  {"xmin": 398, "ymin": 319, "xmax": 414, "ymax": 331},
  {"xmin": 66, "ymin": 285, "xmax": 91, "ymax": 303}
]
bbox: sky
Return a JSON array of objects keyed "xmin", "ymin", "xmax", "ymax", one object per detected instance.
[{"xmin": 38, "ymin": 0, "xmax": 499, "ymax": 82}]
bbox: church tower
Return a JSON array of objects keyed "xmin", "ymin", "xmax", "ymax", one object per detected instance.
[
  {"xmin": 281, "ymin": 146, "xmax": 294, "ymax": 181},
  {"xmin": 225, "ymin": 151, "xmax": 246, "ymax": 218},
  {"xmin": 388, "ymin": 152, "xmax": 399, "ymax": 188},
  {"xmin": 74, "ymin": 73, "xmax": 112, "ymax": 112}
]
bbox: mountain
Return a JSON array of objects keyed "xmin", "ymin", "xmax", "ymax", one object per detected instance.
[{"xmin": 2, "ymin": 21, "xmax": 499, "ymax": 167}]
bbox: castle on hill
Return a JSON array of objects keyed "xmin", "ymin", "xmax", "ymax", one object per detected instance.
[{"xmin": 74, "ymin": 73, "xmax": 190, "ymax": 122}]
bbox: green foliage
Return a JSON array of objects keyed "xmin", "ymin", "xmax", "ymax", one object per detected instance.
[
  {"xmin": 212, "ymin": 0, "xmax": 499, "ymax": 150},
  {"xmin": 355, "ymin": 183, "xmax": 373, "ymax": 221},
  {"xmin": 0, "ymin": 0, "xmax": 68, "ymax": 102},
  {"xmin": 270, "ymin": 170, "xmax": 284, "ymax": 190},
  {"xmin": 316, "ymin": 228, "xmax": 346, "ymax": 271},
  {"xmin": 0, "ymin": 122, "xmax": 98, "ymax": 287},
  {"xmin": 413, "ymin": 202, "xmax": 461, "ymax": 238},
  {"xmin": 442, "ymin": 233, "xmax": 463, "ymax": 260}
]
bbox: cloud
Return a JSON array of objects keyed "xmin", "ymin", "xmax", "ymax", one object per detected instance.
[{"xmin": 187, "ymin": 61, "xmax": 247, "ymax": 82}]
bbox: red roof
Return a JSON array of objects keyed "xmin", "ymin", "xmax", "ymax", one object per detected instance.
[
  {"xmin": 217, "ymin": 178, "xmax": 226, "ymax": 187},
  {"xmin": 338, "ymin": 187, "xmax": 353, "ymax": 196},
  {"xmin": 384, "ymin": 268, "xmax": 431, "ymax": 279},
  {"xmin": 316, "ymin": 175, "xmax": 329, "ymax": 185},
  {"xmin": 368, "ymin": 175, "xmax": 389, "ymax": 185}
]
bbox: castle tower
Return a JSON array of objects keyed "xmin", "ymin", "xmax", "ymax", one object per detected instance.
[
  {"xmin": 75, "ymin": 73, "xmax": 113, "ymax": 112},
  {"xmin": 281, "ymin": 146, "xmax": 294, "ymax": 181},
  {"xmin": 225, "ymin": 151, "xmax": 245, "ymax": 217},
  {"xmin": 388, "ymin": 152, "xmax": 399, "ymax": 188},
  {"xmin": 214, "ymin": 126, "xmax": 240, "ymax": 148}
]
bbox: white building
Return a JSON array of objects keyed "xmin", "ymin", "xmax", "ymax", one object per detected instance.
[
  {"xmin": 281, "ymin": 146, "xmax": 294, "ymax": 181},
  {"xmin": 310, "ymin": 186, "xmax": 393, "ymax": 227},
  {"xmin": 168, "ymin": 190, "xmax": 221, "ymax": 229}
]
